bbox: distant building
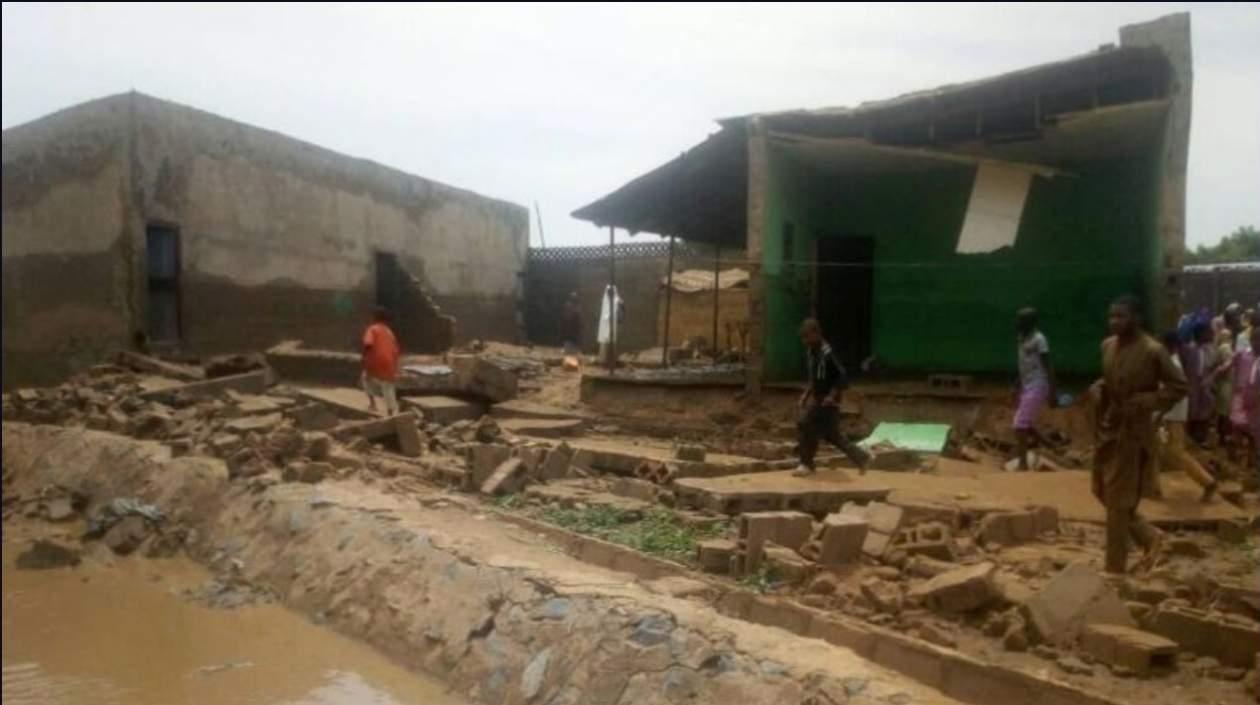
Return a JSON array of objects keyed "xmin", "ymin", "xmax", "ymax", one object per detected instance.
[
  {"xmin": 574, "ymin": 14, "xmax": 1192, "ymax": 387},
  {"xmin": 2, "ymin": 93, "xmax": 528, "ymax": 387}
]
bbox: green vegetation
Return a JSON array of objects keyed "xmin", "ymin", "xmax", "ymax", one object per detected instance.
[
  {"xmin": 738, "ymin": 564, "xmax": 780, "ymax": 594},
  {"xmin": 526, "ymin": 504, "xmax": 727, "ymax": 564},
  {"xmin": 1186, "ymin": 226, "xmax": 1260, "ymax": 264}
]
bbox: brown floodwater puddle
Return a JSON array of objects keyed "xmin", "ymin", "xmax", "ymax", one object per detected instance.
[{"xmin": 2, "ymin": 541, "xmax": 469, "ymax": 705}]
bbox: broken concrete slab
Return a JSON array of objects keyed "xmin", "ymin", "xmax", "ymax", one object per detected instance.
[
  {"xmin": 286, "ymin": 403, "xmax": 342, "ymax": 431},
  {"xmin": 402, "ymin": 396, "xmax": 484, "ymax": 425},
  {"xmin": 491, "ymin": 399, "xmax": 588, "ymax": 422},
  {"xmin": 224, "ymin": 413, "xmax": 284, "ymax": 435},
  {"xmin": 116, "ymin": 350, "xmax": 204, "ymax": 381},
  {"xmin": 395, "ymin": 416, "xmax": 423, "ymax": 458},
  {"xmin": 907, "ymin": 561, "xmax": 998, "ymax": 613},
  {"xmin": 1080, "ymin": 623, "xmax": 1177, "ymax": 677},
  {"xmin": 1024, "ymin": 562, "xmax": 1135, "ymax": 646},
  {"xmin": 977, "ymin": 509, "xmax": 1040, "ymax": 547},
  {"xmin": 471, "ymin": 444, "xmax": 513, "ymax": 488},
  {"xmin": 140, "ymin": 371, "xmax": 268, "ymax": 402},
  {"xmin": 1147, "ymin": 603, "xmax": 1260, "ymax": 668},
  {"xmin": 498, "ymin": 417, "xmax": 585, "ymax": 438},
  {"xmin": 450, "ymin": 354, "xmax": 518, "ymax": 402},
  {"xmin": 762, "ymin": 542, "xmax": 814, "ymax": 585}
]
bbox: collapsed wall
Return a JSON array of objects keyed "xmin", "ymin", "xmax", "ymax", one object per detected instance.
[{"xmin": 2, "ymin": 422, "xmax": 961, "ymax": 705}]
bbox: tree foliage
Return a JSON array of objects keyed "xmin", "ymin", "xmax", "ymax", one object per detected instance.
[{"xmin": 1186, "ymin": 226, "xmax": 1260, "ymax": 265}]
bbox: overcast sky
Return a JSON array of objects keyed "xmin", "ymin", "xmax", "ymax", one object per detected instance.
[{"xmin": 4, "ymin": 2, "xmax": 1257, "ymax": 248}]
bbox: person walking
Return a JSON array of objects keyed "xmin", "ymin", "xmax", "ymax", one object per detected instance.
[
  {"xmin": 792, "ymin": 319, "xmax": 872, "ymax": 477},
  {"xmin": 1012, "ymin": 308, "xmax": 1057, "ymax": 470},
  {"xmin": 1158, "ymin": 331, "xmax": 1218, "ymax": 502},
  {"xmin": 1091, "ymin": 296, "xmax": 1186, "ymax": 575},
  {"xmin": 361, "ymin": 306, "xmax": 401, "ymax": 416}
]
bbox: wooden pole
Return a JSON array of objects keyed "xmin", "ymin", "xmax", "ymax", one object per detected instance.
[
  {"xmin": 711, "ymin": 245, "xmax": 721, "ymax": 361},
  {"xmin": 608, "ymin": 226, "xmax": 617, "ymax": 374},
  {"xmin": 662, "ymin": 235, "xmax": 676, "ymax": 367}
]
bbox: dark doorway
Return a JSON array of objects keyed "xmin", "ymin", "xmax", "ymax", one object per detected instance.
[
  {"xmin": 816, "ymin": 236, "xmax": 874, "ymax": 369},
  {"xmin": 145, "ymin": 225, "xmax": 181, "ymax": 343},
  {"xmin": 375, "ymin": 251, "xmax": 401, "ymax": 313}
]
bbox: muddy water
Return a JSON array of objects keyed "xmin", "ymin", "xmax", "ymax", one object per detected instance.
[{"xmin": 2, "ymin": 544, "xmax": 469, "ymax": 705}]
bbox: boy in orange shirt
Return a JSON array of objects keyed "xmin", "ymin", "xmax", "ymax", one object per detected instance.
[{"xmin": 361, "ymin": 307, "xmax": 401, "ymax": 416}]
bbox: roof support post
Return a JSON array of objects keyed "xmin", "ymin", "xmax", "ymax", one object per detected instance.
[
  {"xmin": 607, "ymin": 225, "xmax": 617, "ymax": 374},
  {"xmin": 712, "ymin": 245, "xmax": 721, "ymax": 361},
  {"xmin": 662, "ymin": 234, "xmax": 675, "ymax": 367},
  {"xmin": 744, "ymin": 118, "xmax": 769, "ymax": 398}
]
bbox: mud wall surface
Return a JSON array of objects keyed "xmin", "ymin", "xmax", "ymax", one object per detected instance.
[
  {"xmin": 2, "ymin": 97, "xmax": 138, "ymax": 388},
  {"xmin": 2, "ymin": 92, "xmax": 529, "ymax": 388},
  {"xmin": 128, "ymin": 93, "xmax": 529, "ymax": 352},
  {"xmin": 2, "ymin": 422, "xmax": 961, "ymax": 705}
]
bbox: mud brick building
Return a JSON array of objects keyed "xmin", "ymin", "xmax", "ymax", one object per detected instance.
[
  {"xmin": 2, "ymin": 92, "xmax": 529, "ymax": 387},
  {"xmin": 574, "ymin": 14, "xmax": 1193, "ymax": 388}
]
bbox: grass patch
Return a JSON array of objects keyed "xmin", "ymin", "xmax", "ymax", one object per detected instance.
[{"xmin": 528, "ymin": 504, "xmax": 727, "ymax": 564}]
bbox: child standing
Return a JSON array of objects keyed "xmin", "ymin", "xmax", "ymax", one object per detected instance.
[{"xmin": 1013, "ymin": 308, "xmax": 1056, "ymax": 470}]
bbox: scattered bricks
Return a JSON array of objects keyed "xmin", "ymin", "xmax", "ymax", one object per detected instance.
[
  {"xmin": 1164, "ymin": 536, "xmax": 1205, "ymax": 558},
  {"xmin": 977, "ymin": 510, "xmax": 1039, "ymax": 547},
  {"xmin": 265, "ymin": 425, "xmax": 305, "ymax": 462},
  {"xmin": 471, "ymin": 444, "xmax": 513, "ymax": 488},
  {"xmin": 840, "ymin": 501, "xmax": 904, "ymax": 560},
  {"xmin": 327, "ymin": 448, "xmax": 364, "ymax": 471},
  {"xmin": 401, "ymin": 396, "xmax": 483, "ymax": 425},
  {"xmin": 891, "ymin": 521, "xmax": 957, "ymax": 562},
  {"xmin": 675, "ymin": 444, "xmax": 706, "ymax": 462},
  {"xmin": 808, "ymin": 573, "xmax": 839, "ymax": 595},
  {"xmin": 906, "ymin": 555, "xmax": 960, "ymax": 579},
  {"xmin": 286, "ymin": 403, "xmax": 340, "ymax": 431},
  {"xmin": 395, "ymin": 416, "xmax": 423, "ymax": 457},
  {"xmin": 450, "ymin": 354, "xmax": 518, "ymax": 402},
  {"xmin": 1024, "ymin": 562, "xmax": 1135, "ymax": 647},
  {"xmin": 696, "ymin": 539, "xmax": 735, "ymax": 574},
  {"xmin": 480, "ymin": 458, "xmax": 527, "ymax": 496},
  {"xmin": 1147, "ymin": 603, "xmax": 1260, "ymax": 667},
  {"xmin": 474, "ymin": 415, "xmax": 503, "ymax": 443},
  {"xmin": 1080, "ymin": 624, "xmax": 1177, "ymax": 677},
  {"xmin": 225, "ymin": 413, "xmax": 284, "ymax": 435},
  {"xmin": 209, "ymin": 433, "xmax": 243, "ymax": 457},
  {"xmin": 738, "ymin": 511, "xmax": 814, "ymax": 573},
  {"xmin": 817, "ymin": 513, "xmax": 869, "ymax": 565},
  {"xmin": 652, "ymin": 464, "xmax": 680, "ymax": 486},
  {"xmin": 128, "ymin": 409, "xmax": 176, "ymax": 439},
  {"xmin": 861, "ymin": 578, "xmax": 904, "ymax": 614},
  {"xmin": 907, "ymin": 561, "xmax": 998, "ymax": 613},
  {"xmin": 140, "ymin": 371, "xmax": 267, "ymax": 402},
  {"xmin": 302, "ymin": 432, "xmax": 332, "ymax": 461},
  {"xmin": 763, "ymin": 542, "xmax": 814, "ymax": 585},
  {"xmin": 539, "ymin": 444, "xmax": 573, "ymax": 481}
]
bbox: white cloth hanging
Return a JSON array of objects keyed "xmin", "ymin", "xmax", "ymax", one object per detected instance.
[{"xmin": 597, "ymin": 284, "xmax": 623, "ymax": 344}]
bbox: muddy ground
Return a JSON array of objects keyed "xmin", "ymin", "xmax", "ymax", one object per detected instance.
[{"xmin": 3, "ymin": 347, "xmax": 1258, "ymax": 705}]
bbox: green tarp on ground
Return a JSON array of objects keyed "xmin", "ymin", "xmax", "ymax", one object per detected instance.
[{"xmin": 858, "ymin": 422, "xmax": 951, "ymax": 453}]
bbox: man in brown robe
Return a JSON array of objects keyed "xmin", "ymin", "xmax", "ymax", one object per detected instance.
[{"xmin": 1091, "ymin": 296, "xmax": 1187, "ymax": 574}]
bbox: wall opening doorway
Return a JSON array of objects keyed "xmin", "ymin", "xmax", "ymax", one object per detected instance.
[
  {"xmin": 145, "ymin": 225, "xmax": 182, "ymax": 343},
  {"xmin": 816, "ymin": 236, "xmax": 874, "ymax": 370},
  {"xmin": 375, "ymin": 251, "xmax": 402, "ymax": 313}
]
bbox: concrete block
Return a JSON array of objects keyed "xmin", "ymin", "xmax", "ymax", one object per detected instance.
[
  {"xmin": 1147, "ymin": 604, "xmax": 1260, "ymax": 668},
  {"xmin": 892, "ymin": 521, "xmax": 957, "ymax": 561},
  {"xmin": 696, "ymin": 539, "xmax": 736, "ymax": 574},
  {"xmin": 1024, "ymin": 562, "xmax": 1135, "ymax": 646},
  {"xmin": 763, "ymin": 542, "xmax": 814, "ymax": 585},
  {"xmin": 116, "ymin": 350, "xmax": 203, "ymax": 381},
  {"xmin": 1080, "ymin": 623, "xmax": 1177, "ymax": 677},
  {"xmin": 471, "ymin": 444, "xmax": 512, "ymax": 488},
  {"xmin": 676, "ymin": 444, "xmax": 706, "ymax": 462},
  {"xmin": 539, "ymin": 445, "xmax": 573, "ymax": 481},
  {"xmin": 610, "ymin": 477, "xmax": 658, "ymax": 503},
  {"xmin": 480, "ymin": 458, "xmax": 527, "ymax": 496},
  {"xmin": 451, "ymin": 354, "xmax": 518, "ymax": 402},
  {"xmin": 818, "ymin": 513, "xmax": 868, "ymax": 565},
  {"xmin": 1029, "ymin": 504, "xmax": 1060, "ymax": 534},
  {"xmin": 401, "ymin": 396, "xmax": 483, "ymax": 425},
  {"xmin": 977, "ymin": 510, "xmax": 1039, "ymax": 547},
  {"xmin": 908, "ymin": 561, "xmax": 998, "ymax": 613},
  {"xmin": 394, "ymin": 416, "xmax": 423, "ymax": 457}
]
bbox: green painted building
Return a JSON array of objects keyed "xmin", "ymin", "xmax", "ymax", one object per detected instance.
[{"xmin": 574, "ymin": 14, "xmax": 1192, "ymax": 388}]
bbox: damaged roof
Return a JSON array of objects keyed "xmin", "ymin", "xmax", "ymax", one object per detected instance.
[{"xmin": 573, "ymin": 40, "xmax": 1173, "ymax": 246}]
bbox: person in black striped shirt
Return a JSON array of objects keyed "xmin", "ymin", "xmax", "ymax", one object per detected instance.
[{"xmin": 793, "ymin": 318, "xmax": 872, "ymax": 477}]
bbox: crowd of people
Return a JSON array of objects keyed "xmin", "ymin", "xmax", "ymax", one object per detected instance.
[{"xmin": 793, "ymin": 296, "xmax": 1259, "ymax": 575}]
